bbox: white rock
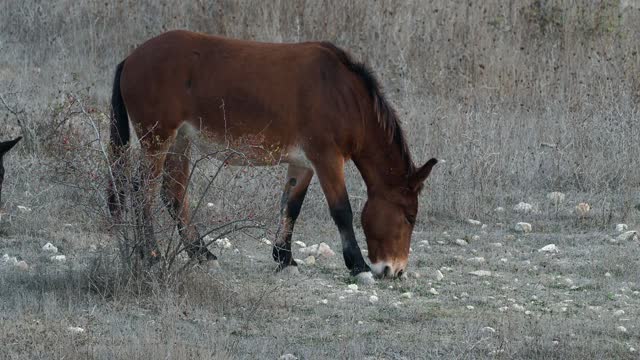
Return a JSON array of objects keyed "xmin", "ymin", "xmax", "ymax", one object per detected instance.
[
  {"xmin": 547, "ymin": 192, "xmax": 565, "ymax": 205},
  {"xmin": 259, "ymin": 238, "xmax": 272, "ymax": 245},
  {"xmin": 214, "ymin": 238, "xmax": 232, "ymax": 249},
  {"xmin": 67, "ymin": 326, "xmax": 85, "ymax": 334},
  {"xmin": 538, "ymin": 244, "xmax": 558, "ymax": 253},
  {"xmin": 514, "ymin": 222, "xmax": 532, "ymax": 233},
  {"xmin": 410, "ymin": 271, "xmax": 421, "ymax": 279},
  {"xmin": 206, "ymin": 202, "xmax": 215, "ymax": 208},
  {"xmin": 467, "ymin": 256, "xmax": 486, "ymax": 264},
  {"xmin": 617, "ymin": 325, "xmax": 627, "ymax": 333},
  {"xmin": 491, "ymin": 242, "xmax": 503, "ymax": 247},
  {"xmin": 471, "ymin": 235, "xmax": 480, "ymax": 241},
  {"xmin": 294, "ymin": 258, "xmax": 304, "ymax": 265},
  {"xmin": 429, "ymin": 288, "xmax": 439, "ymax": 295},
  {"xmin": 613, "ymin": 309, "xmax": 625, "ymax": 316},
  {"xmin": 16, "ymin": 205, "xmax": 32, "ymax": 213},
  {"xmin": 298, "ymin": 244, "xmax": 318, "ymax": 255},
  {"xmin": 418, "ymin": 240, "xmax": 429, "ymax": 247},
  {"xmin": 369, "ymin": 295, "xmax": 379, "ymax": 304},
  {"xmin": 320, "ymin": 299, "xmax": 328, "ymax": 305},
  {"xmin": 347, "ymin": 284, "xmax": 359, "ymax": 291},
  {"xmin": 293, "ymin": 240, "xmax": 307, "ymax": 248},
  {"xmin": 630, "ymin": 347, "xmax": 636, "ymax": 353},
  {"xmin": 500, "ymin": 258, "xmax": 508, "ymax": 263},
  {"xmin": 42, "ymin": 242, "xmax": 58, "ymax": 253},
  {"xmin": 2, "ymin": 254, "xmax": 18, "ymax": 266},
  {"xmin": 15, "ymin": 260, "xmax": 29, "ymax": 271},
  {"xmin": 616, "ymin": 224, "xmax": 628, "ymax": 232},
  {"xmin": 317, "ymin": 242, "xmax": 335, "ymax": 258},
  {"xmin": 467, "ymin": 219, "xmax": 482, "ymax": 226},
  {"xmin": 401, "ymin": 292, "xmax": 413, "ymax": 299},
  {"xmin": 482, "ymin": 326, "xmax": 496, "ymax": 333},
  {"xmin": 455, "ymin": 239, "xmax": 468, "ymax": 246},
  {"xmin": 494, "ymin": 207, "xmax": 505, "ymax": 213},
  {"xmin": 50, "ymin": 255, "xmax": 66, "ymax": 262},
  {"xmin": 434, "ymin": 270, "xmax": 444, "ymax": 281},
  {"xmin": 469, "ymin": 270, "xmax": 492, "ymax": 277},
  {"xmin": 513, "ymin": 202, "xmax": 533, "ymax": 213},
  {"xmin": 617, "ymin": 231, "xmax": 638, "ymax": 242},
  {"xmin": 481, "ymin": 224, "xmax": 488, "ymax": 229},
  {"xmin": 575, "ymin": 202, "xmax": 591, "ymax": 217},
  {"xmin": 605, "ymin": 272, "xmax": 612, "ymax": 278},
  {"xmin": 466, "ymin": 305, "xmax": 474, "ymax": 310},
  {"xmin": 279, "ymin": 354, "xmax": 298, "ymax": 360},
  {"xmin": 512, "ymin": 304, "xmax": 525, "ymax": 312},
  {"xmin": 355, "ymin": 271, "xmax": 375, "ymax": 285},
  {"xmin": 303, "ymin": 256, "xmax": 315, "ymax": 266}
]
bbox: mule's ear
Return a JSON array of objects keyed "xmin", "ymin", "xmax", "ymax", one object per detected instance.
[
  {"xmin": 0, "ymin": 137, "xmax": 22, "ymax": 155},
  {"xmin": 409, "ymin": 158, "xmax": 438, "ymax": 191}
]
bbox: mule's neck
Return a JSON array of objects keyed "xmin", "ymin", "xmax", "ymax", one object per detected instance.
[{"xmin": 352, "ymin": 126, "xmax": 414, "ymax": 197}]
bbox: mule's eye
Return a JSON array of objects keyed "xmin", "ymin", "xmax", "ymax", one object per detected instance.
[{"xmin": 405, "ymin": 214, "xmax": 416, "ymax": 225}]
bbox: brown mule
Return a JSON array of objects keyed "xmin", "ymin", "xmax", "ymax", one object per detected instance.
[
  {"xmin": 108, "ymin": 30, "xmax": 437, "ymax": 281},
  {"xmin": 0, "ymin": 137, "xmax": 22, "ymax": 207}
]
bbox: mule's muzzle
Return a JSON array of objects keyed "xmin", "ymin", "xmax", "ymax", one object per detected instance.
[{"xmin": 371, "ymin": 260, "xmax": 407, "ymax": 279}]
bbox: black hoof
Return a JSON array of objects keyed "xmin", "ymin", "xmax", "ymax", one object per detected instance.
[
  {"xmin": 349, "ymin": 263, "xmax": 371, "ymax": 278},
  {"xmin": 272, "ymin": 245, "xmax": 295, "ymax": 264}
]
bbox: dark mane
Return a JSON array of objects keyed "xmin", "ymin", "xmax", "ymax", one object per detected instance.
[{"xmin": 319, "ymin": 42, "xmax": 415, "ymax": 173}]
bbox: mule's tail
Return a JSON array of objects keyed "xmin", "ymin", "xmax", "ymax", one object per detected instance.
[{"xmin": 108, "ymin": 60, "xmax": 129, "ymax": 218}]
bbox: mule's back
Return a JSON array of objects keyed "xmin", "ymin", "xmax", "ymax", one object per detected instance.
[{"xmin": 119, "ymin": 30, "xmax": 368, "ymax": 164}]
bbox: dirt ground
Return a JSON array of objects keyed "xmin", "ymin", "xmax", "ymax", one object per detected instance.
[{"xmin": 1, "ymin": 192, "xmax": 639, "ymax": 359}]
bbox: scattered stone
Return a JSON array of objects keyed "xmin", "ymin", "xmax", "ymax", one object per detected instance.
[
  {"xmin": 500, "ymin": 258, "xmax": 508, "ymax": 263},
  {"xmin": 401, "ymin": 292, "xmax": 413, "ymax": 299},
  {"xmin": 206, "ymin": 202, "xmax": 215, "ymax": 208},
  {"xmin": 467, "ymin": 256, "xmax": 486, "ymax": 264},
  {"xmin": 15, "ymin": 260, "xmax": 29, "ymax": 271},
  {"xmin": 67, "ymin": 326, "xmax": 85, "ymax": 334},
  {"xmin": 514, "ymin": 222, "xmax": 532, "ymax": 233},
  {"xmin": 467, "ymin": 219, "xmax": 482, "ymax": 226},
  {"xmin": 466, "ymin": 305, "xmax": 474, "ymax": 310},
  {"xmin": 347, "ymin": 284, "xmax": 359, "ymax": 291},
  {"xmin": 504, "ymin": 234, "xmax": 516, "ymax": 241},
  {"xmin": 617, "ymin": 231, "xmax": 638, "ymax": 242},
  {"xmin": 16, "ymin": 205, "xmax": 32, "ymax": 213},
  {"xmin": 616, "ymin": 224, "xmax": 628, "ymax": 232},
  {"xmin": 418, "ymin": 240, "xmax": 429, "ymax": 247},
  {"xmin": 434, "ymin": 270, "xmax": 444, "ymax": 281},
  {"xmin": 575, "ymin": 202, "xmax": 591, "ymax": 217},
  {"xmin": 613, "ymin": 309, "xmax": 625, "ymax": 317},
  {"xmin": 513, "ymin": 202, "xmax": 533, "ymax": 213},
  {"xmin": 490, "ymin": 242, "xmax": 503, "ymax": 247},
  {"xmin": 369, "ymin": 295, "xmax": 379, "ymax": 304},
  {"xmin": 617, "ymin": 325, "xmax": 627, "ymax": 333},
  {"xmin": 2, "ymin": 254, "xmax": 18, "ymax": 266},
  {"xmin": 429, "ymin": 288, "xmax": 439, "ymax": 295},
  {"xmin": 317, "ymin": 242, "xmax": 335, "ymax": 257},
  {"xmin": 50, "ymin": 255, "xmax": 66, "ymax": 262},
  {"xmin": 512, "ymin": 304, "xmax": 525, "ymax": 312},
  {"xmin": 481, "ymin": 327, "xmax": 496, "ymax": 333},
  {"xmin": 547, "ymin": 192, "xmax": 565, "ymax": 205},
  {"xmin": 320, "ymin": 299, "xmax": 328, "ymax": 305},
  {"xmin": 605, "ymin": 272, "xmax": 612, "ymax": 278},
  {"xmin": 42, "ymin": 242, "xmax": 58, "ymax": 253},
  {"xmin": 298, "ymin": 244, "xmax": 319, "ymax": 255},
  {"xmin": 469, "ymin": 270, "xmax": 492, "ymax": 277},
  {"xmin": 525, "ymin": 310, "xmax": 532, "ymax": 315},
  {"xmin": 481, "ymin": 224, "xmax": 488, "ymax": 229},
  {"xmin": 279, "ymin": 354, "xmax": 298, "ymax": 360},
  {"xmin": 630, "ymin": 347, "xmax": 636, "ymax": 353},
  {"xmin": 455, "ymin": 239, "xmax": 468, "ymax": 246},
  {"xmin": 259, "ymin": 238, "xmax": 272, "ymax": 245},
  {"xmin": 538, "ymin": 244, "xmax": 558, "ymax": 253},
  {"xmin": 293, "ymin": 240, "xmax": 307, "ymax": 248},
  {"xmin": 303, "ymin": 256, "xmax": 315, "ymax": 266},
  {"xmin": 494, "ymin": 207, "xmax": 505, "ymax": 213},
  {"xmin": 409, "ymin": 271, "xmax": 421, "ymax": 279},
  {"xmin": 471, "ymin": 235, "xmax": 480, "ymax": 242},
  {"xmin": 214, "ymin": 238, "xmax": 232, "ymax": 249}
]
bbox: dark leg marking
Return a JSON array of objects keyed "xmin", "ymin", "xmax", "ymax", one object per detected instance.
[{"xmin": 330, "ymin": 198, "xmax": 370, "ymax": 276}]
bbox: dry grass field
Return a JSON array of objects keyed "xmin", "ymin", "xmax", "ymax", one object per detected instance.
[{"xmin": 1, "ymin": 1, "xmax": 640, "ymax": 359}]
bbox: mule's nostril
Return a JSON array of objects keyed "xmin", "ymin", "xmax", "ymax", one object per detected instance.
[
  {"xmin": 384, "ymin": 266, "xmax": 392, "ymax": 277},
  {"xmin": 397, "ymin": 269, "xmax": 404, "ymax": 277}
]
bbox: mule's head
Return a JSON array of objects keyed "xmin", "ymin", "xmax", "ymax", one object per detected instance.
[
  {"xmin": 0, "ymin": 137, "xmax": 22, "ymax": 206},
  {"xmin": 362, "ymin": 158, "xmax": 437, "ymax": 278}
]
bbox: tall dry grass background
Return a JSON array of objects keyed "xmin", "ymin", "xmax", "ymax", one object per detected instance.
[{"xmin": 1, "ymin": 0, "xmax": 639, "ymax": 224}]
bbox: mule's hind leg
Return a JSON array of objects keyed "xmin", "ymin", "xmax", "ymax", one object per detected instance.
[
  {"xmin": 273, "ymin": 164, "xmax": 314, "ymax": 271},
  {"xmin": 134, "ymin": 131, "xmax": 176, "ymax": 266},
  {"xmin": 310, "ymin": 153, "xmax": 373, "ymax": 282},
  {"xmin": 161, "ymin": 127, "xmax": 216, "ymax": 263}
]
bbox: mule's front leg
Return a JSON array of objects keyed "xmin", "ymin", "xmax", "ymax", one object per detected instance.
[
  {"xmin": 273, "ymin": 164, "xmax": 313, "ymax": 271},
  {"xmin": 313, "ymin": 155, "xmax": 373, "ymax": 284}
]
